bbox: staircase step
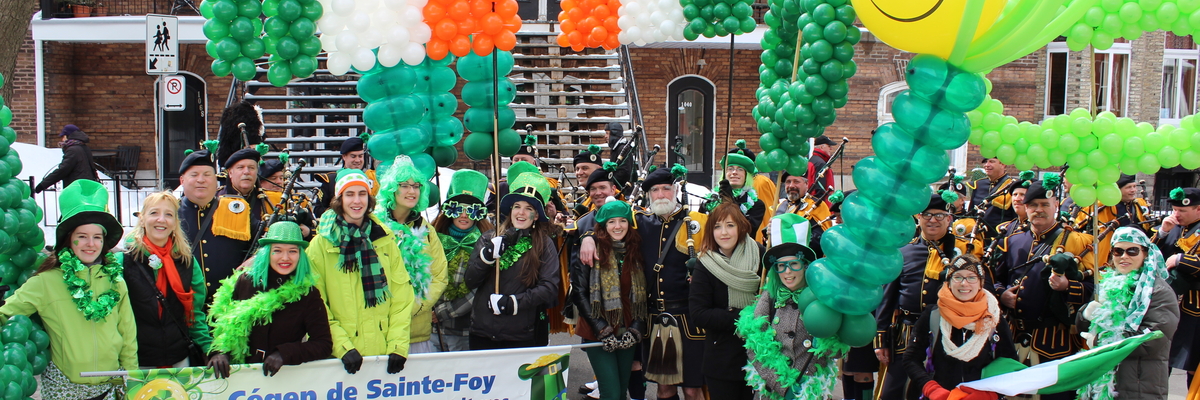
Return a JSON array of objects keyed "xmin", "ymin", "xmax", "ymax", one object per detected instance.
[
  {"xmin": 518, "ymin": 91, "xmax": 626, "ymax": 97},
  {"xmin": 523, "ymin": 129, "xmax": 605, "ymax": 136},
  {"xmin": 244, "ymin": 94, "xmax": 364, "ymax": 102},
  {"xmin": 247, "ymin": 81, "xmax": 359, "ymax": 87},
  {"xmin": 510, "ymin": 78, "xmax": 624, "ymax": 84},
  {"xmin": 264, "ymin": 122, "xmax": 367, "ymax": 129},
  {"xmin": 512, "ymin": 54, "xmax": 619, "ymax": 60},
  {"xmin": 513, "ymin": 66, "xmax": 621, "ymax": 72},
  {"xmin": 516, "ymin": 116, "xmax": 629, "ymax": 123},
  {"xmin": 508, "ymin": 103, "xmax": 630, "ymax": 109},
  {"xmin": 259, "ymin": 108, "xmax": 364, "ymax": 115},
  {"xmin": 264, "ymin": 136, "xmax": 360, "ymax": 144}
]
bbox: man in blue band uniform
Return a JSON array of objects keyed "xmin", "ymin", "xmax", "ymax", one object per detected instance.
[
  {"xmin": 178, "ymin": 149, "xmax": 253, "ymax": 306},
  {"xmin": 967, "ymin": 157, "xmax": 1017, "ymax": 236},
  {"xmin": 874, "ymin": 192, "xmax": 984, "ymax": 400},
  {"xmin": 995, "ymin": 175, "xmax": 1094, "ymax": 400},
  {"xmin": 579, "ymin": 166, "xmax": 705, "ymax": 400},
  {"xmin": 1159, "ymin": 187, "xmax": 1200, "ymax": 382}
]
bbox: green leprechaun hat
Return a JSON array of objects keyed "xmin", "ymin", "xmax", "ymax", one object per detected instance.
[
  {"xmin": 55, "ymin": 180, "xmax": 123, "ymax": 252},
  {"xmin": 447, "ymin": 169, "xmax": 489, "ymax": 205},
  {"xmin": 258, "ymin": 221, "xmax": 309, "ymax": 249}
]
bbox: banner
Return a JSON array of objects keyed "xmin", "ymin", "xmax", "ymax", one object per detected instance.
[{"xmin": 124, "ymin": 345, "xmax": 578, "ymax": 400}]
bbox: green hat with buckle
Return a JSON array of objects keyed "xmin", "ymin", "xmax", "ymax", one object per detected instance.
[
  {"xmin": 501, "ymin": 172, "xmax": 552, "ymax": 221},
  {"xmin": 258, "ymin": 221, "xmax": 309, "ymax": 249},
  {"xmin": 55, "ymin": 180, "xmax": 123, "ymax": 253}
]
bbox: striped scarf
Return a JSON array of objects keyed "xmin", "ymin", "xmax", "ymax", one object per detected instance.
[{"xmin": 322, "ymin": 214, "xmax": 390, "ymax": 308}]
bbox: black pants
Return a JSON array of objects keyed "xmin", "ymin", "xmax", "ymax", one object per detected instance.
[
  {"xmin": 879, "ymin": 355, "xmax": 921, "ymax": 400},
  {"xmin": 469, "ymin": 335, "xmax": 539, "ymax": 350},
  {"xmin": 705, "ymin": 377, "xmax": 753, "ymax": 400}
]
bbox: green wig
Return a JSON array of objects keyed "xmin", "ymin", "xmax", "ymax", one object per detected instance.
[
  {"xmin": 245, "ymin": 244, "xmax": 315, "ymax": 290},
  {"xmin": 377, "ymin": 155, "xmax": 431, "ymax": 213}
]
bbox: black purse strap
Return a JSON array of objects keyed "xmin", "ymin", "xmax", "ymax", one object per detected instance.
[{"xmin": 129, "ymin": 254, "xmax": 201, "ymax": 353}]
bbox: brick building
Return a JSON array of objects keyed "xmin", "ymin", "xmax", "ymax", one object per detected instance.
[{"xmin": 7, "ymin": 5, "xmax": 1199, "ymax": 198}]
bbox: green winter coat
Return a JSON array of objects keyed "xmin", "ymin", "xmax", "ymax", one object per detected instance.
[
  {"xmin": 0, "ymin": 254, "xmax": 138, "ymax": 385},
  {"xmin": 308, "ymin": 214, "xmax": 415, "ymax": 358}
]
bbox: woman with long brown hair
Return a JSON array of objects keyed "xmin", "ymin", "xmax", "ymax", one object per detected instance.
[
  {"xmin": 570, "ymin": 199, "xmax": 646, "ymax": 400},
  {"xmin": 431, "ymin": 170, "xmax": 493, "ymax": 351},
  {"xmin": 690, "ymin": 201, "xmax": 764, "ymax": 400},
  {"xmin": 123, "ymin": 191, "xmax": 212, "ymax": 368},
  {"xmin": 464, "ymin": 171, "xmax": 562, "ymax": 350}
]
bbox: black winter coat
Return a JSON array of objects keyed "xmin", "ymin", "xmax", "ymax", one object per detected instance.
[
  {"xmin": 37, "ymin": 130, "xmax": 98, "ymax": 192},
  {"xmin": 902, "ymin": 305, "xmax": 1018, "ymax": 390},
  {"xmin": 123, "ymin": 252, "xmax": 200, "ymax": 367},
  {"xmin": 689, "ymin": 247, "xmax": 764, "ymax": 378},
  {"xmin": 465, "ymin": 230, "xmax": 562, "ymax": 342},
  {"xmin": 229, "ymin": 270, "xmax": 333, "ymax": 365}
]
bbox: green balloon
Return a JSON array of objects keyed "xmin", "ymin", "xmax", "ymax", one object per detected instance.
[
  {"xmin": 739, "ymin": 16, "xmax": 757, "ymax": 32},
  {"xmin": 785, "ymin": 154, "xmax": 808, "ymax": 176},
  {"xmin": 1138, "ymin": 153, "xmax": 1160, "ymax": 174},
  {"xmin": 1098, "ymin": 164, "xmax": 1121, "ymax": 184},
  {"xmin": 429, "ymin": 145, "xmax": 458, "ymax": 167},
  {"xmin": 0, "ymin": 323, "xmax": 26, "ymax": 347},
  {"xmin": 872, "ymin": 124, "xmax": 950, "ymax": 185},
  {"xmin": 299, "ymin": 36, "xmax": 322, "ymax": 57},
  {"xmin": 838, "ymin": 313, "xmax": 876, "ymax": 347},
  {"xmin": 802, "ymin": 300, "xmax": 842, "ymax": 338},
  {"xmin": 291, "ymin": 56, "xmax": 317, "ymax": 78},
  {"xmin": 231, "ymin": 57, "xmax": 257, "ymax": 81},
  {"xmin": 211, "ymin": 0, "xmax": 238, "ymax": 22},
  {"xmin": 28, "ymin": 331, "xmax": 46, "ymax": 352},
  {"xmin": 1087, "ymin": 150, "xmax": 1109, "ymax": 169},
  {"xmin": 805, "ymin": 257, "xmax": 883, "ymax": 315},
  {"xmin": 496, "ymin": 128, "xmax": 522, "ymax": 157},
  {"xmin": 1097, "ymin": 183, "xmax": 1122, "ymax": 206},
  {"xmin": 289, "ymin": 17, "xmax": 316, "ymax": 39},
  {"xmin": 264, "ymin": 16, "xmax": 289, "ymax": 38},
  {"xmin": 261, "ymin": 0, "xmax": 280, "ymax": 16},
  {"xmin": 240, "ymin": 37, "xmax": 266, "ymax": 59},
  {"xmin": 1071, "ymin": 184, "xmax": 1097, "ymax": 205},
  {"xmin": 723, "ymin": 16, "xmax": 741, "ymax": 33},
  {"xmin": 823, "ymin": 20, "xmax": 847, "ymax": 43},
  {"xmin": 211, "ymin": 59, "xmax": 233, "ymax": 77},
  {"xmin": 276, "ymin": 0, "xmax": 303, "ymax": 21},
  {"xmin": 267, "ymin": 62, "xmax": 292, "ymax": 87},
  {"xmin": 200, "ymin": 0, "xmax": 215, "ymax": 18},
  {"xmin": 214, "ymin": 37, "xmax": 241, "ymax": 61},
  {"xmin": 810, "ymin": 39, "xmax": 833, "ymax": 62},
  {"xmin": 2, "ymin": 381, "xmax": 17, "ymax": 400},
  {"xmin": 713, "ymin": 2, "xmax": 730, "ymax": 18},
  {"xmin": 301, "ymin": 1, "xmax": 323, "ymax": 20},
  {"xmin": 1160, "ymin": 145, "xmax": 1182, "ymax": 168},
  {"xmin": 1099, "ymin": 134, "xmax": 1123, "ymax": 155},
  {"xmin": 275, "ymin": 36, "xmax": 300, "ymax": 60},
  {"xmin": 462, "ymin": 132, "xmax": 494, "ymax": 161},
  {"xmin": 202, "ymin": 19, "xmax": 231, "ymax": 41},
  {"xmin": 262, "ymin": 35, "xmax": 278, "ymax": 55},
  {"xmin": 891, "ymin": 92, "xmax": 970, "ymax": 150},
  {"xmin": 820, "ymin": 225, "xmax": 903, "ymax": 285}
]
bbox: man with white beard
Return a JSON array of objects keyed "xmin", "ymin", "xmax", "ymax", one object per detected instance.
[
  {"xmin": 772, "ymin": 171, "xmax": 832, "ymax": 257},
  {"xmin": 579, "ymin": 165, "xmax": 706, "ymax": 400}
]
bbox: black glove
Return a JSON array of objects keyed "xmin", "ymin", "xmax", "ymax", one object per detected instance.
[
  {"xmin": 1048, "ymin": 252, "xmax": 1078, "ymax": 276},
  {"xmin": 263, "ymin": 352, "xmax": 284, "ymax": 377},
  {"xmin": 32, "ymin": 182, "xmax": 48, "ymax": 194},
  {"xmin": 207, "ymin": 353, "xmax": 231, "ymax": 379},
  {"xmin": 341, "ymin": 349, "xmax": 363, "ymax": 374},
  {"xmin": 387, "ymin": 353, "xmax": 407, "ymax": 374}
]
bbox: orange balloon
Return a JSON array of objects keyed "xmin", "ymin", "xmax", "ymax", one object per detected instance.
[
  {"xmin": 472, "ymin": 34, "xmax": 495, "ymax": 56},
  {"xmin": 433, "ymin": 0, "xmax": 453, "ymax": 6},
  {"xmin": 449, "ymin": 1, "xmax": 471, "ymax": 20},
  {"xmin": 579, "ymin": 16, "xmax": 598, "ymax": 32},
  {"xmin": 504, "ymin": 14, "xmax": 522, "ymax": 30},
  {"xmin": 560, "ymin": 0, "xmax": 577, "ymax": 10},
  {"xmin": 584, "ymin": 0, "xmax": 602, "ymax": 9},
  {"xmin": 496, "ymin": 0, "xmax": 518, "ymax": 16},
  {"xmin": 435, "ymin": 19, "xmax": 458, "ymax": 40},
  {"xmin": 606, "ymin": 0, "xmax": 621, "ymax": 9},
  {"xmin": 593, "ymin": 5, "xmax": 609, "ymax": 18},
  {"xmin": 495, "ymin": 30, "xmax": 517, "ymax": 50},
  {"xmin": 450, "ymin": 36, "xmax": 472, "ymax": 56},
  {"xmin": 567, "ymin": 7, "xmax": 584, "ymax": 22},
  {"xmin": 603, "ymin": 34, "xmax": 619, "ymax": 49},
  {"xmin": 470, "ymin": 0, "xmax": 490, "ymax": 16},
  {"xmin": 483, "ymin": 13, "xmax": 504, "ymax": 35},
  {"xmin": 427, "ymin": 39, "xmax": 450, "ymax": 59},
  {"xmin": 458, "ymin": 17, "xmax": 478, "ymax": 34},
  {"xmin": 571, "ymin": 42, "xmax": 585, "ymax": 51},
  {"xmin": 557, "ymin": 10, "xmax": 568, "ymax": 20},
  {"xmin": 586, "ymin": 35, "xmax": 602, "ymax": 48},
  {"xmin": 559, "ymin": 19, "xmax": 576, "ymax": 33},
  {"xmin": 556, "ymin": 32, "xmax": 571, "ymax": 46},
  {"xmin": 603, "ymin": 15, "xmax": 619, "ymax": 32},
  {"xmin": 567, "ymin": 30, "xmax": 583, "ymax": 45},
  {"xmin": 424, "ymin": 3, "xmax": 446, "ymax": 22},
  {"xmin": 590, "ymin": 26, "xmax": 607, "ymax": 42}
]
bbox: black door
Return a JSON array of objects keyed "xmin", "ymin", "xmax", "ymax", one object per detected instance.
[
  {"xmin": 666, "ymin": 76, "xmax": 715, "ymax": 188},
  {"xmin": 160, "ymin": 73, "xmax": 207, "ymax": 187}
]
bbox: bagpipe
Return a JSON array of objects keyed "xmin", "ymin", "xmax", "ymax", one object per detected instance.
[{"xmin": 245, "ymin": 158, "xmax": 308, "ymax": 261}]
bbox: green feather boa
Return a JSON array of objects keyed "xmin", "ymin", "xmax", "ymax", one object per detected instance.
[
  {"xmin": 207, "ymin": 270, "xmax": 313, "ymax": 363},
  {"xmin": 736, "ymin": 302, "xmax": 847, "ymax": 400},
  {"xmin": 378, "ymin": 217, "xmax": 434, "ymax": 301},
  {"xmin": 1079, "ymin": 269, "xmax": 1139, "ymax": 400}
]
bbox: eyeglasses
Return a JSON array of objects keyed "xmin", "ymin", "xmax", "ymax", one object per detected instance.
[
  {"xmin": 1111, "ymin": 246, "xmax": 1143, "ymax": 258},
  {"xmin": 398, "ymin": 183, "xmax": 422, "ymax": 191},
  {"xmin": 442, "ymin": 200, "xmax": 487, "ymax": 221},
  {"xmin": 949, "ymin": 276, "xmax": 980, "ymax": 283},
  {"xmin": 774, "ymin": 260, "xmax": 806, "ymax": 272},
  {"xmin": 919, "ymin": 213, "xmax": 952, "ymax": 221}
]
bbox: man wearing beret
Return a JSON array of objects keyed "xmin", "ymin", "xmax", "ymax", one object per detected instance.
[
  {"xmin": 875, "ymin": 192, "xmax": 985, "ymax": 400},
  {"xmin": 773, "ymin": 171, "xmax": 832, "ymax": 257},
  {"xmin": 995, "ymin": 175, "xmax": 1095, "ymax": 400},
  {"xmin": 1075, "ymin": 174, "xmax": 1153, "ymax": 262},
  {"xmin": 569, "ymin": 145, "xmax": 606, "ymax": 218},
  {"xmin": 968, "ymin": 157, "xmax": 1018, "ymax": 238},
  {"xmin": 988, "ymin": 171, "xmax": 1034, "ymax": 268},
  {"xmin": 1159, "ymin": 187, "xmax": 1200, "ymax": 379},
  {"xmin": 260, "ymin": 158, "xmax": 316, "ymax": 239},
  {"xmin": 178, "ymin": 149, "xmax": 252, "ymax": 305},
  {"xmin": 314, "ymin": 137, "xmax": 379, "ymax": 218}
]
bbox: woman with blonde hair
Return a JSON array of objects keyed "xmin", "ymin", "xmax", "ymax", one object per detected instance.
[{"xmin": 123, "ymin": 191, "xmax": 212, "ymax": 368}]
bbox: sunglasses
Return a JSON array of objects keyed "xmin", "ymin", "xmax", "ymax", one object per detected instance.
[
  {"xmin": 1111, "ymin": 246, "xmax": 1143, "ymax": 258},
  {"xmin": 442, "ymin": 200, "xmax": 487, "ymax": 221}
]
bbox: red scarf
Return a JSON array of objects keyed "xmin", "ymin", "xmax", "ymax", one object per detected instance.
[{"xmin": 145, "ymin": 236, "xmax": 195, "ymax": 326}]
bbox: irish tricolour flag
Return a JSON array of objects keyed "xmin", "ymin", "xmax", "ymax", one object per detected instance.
[{"xmin": 959, "ymin": 331, "xmax": 1164, "ymax": 396}]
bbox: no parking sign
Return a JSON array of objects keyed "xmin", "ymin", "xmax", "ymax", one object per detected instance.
[{"xmin": 160, "ymin": 75, "xmax": 185, "ymax": 111}]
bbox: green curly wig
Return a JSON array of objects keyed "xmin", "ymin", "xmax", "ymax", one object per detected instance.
[
  {"xmin": 377, "ymin": 155, "xmax": 431, "ymax": 214},
  {"xmin": 245, "ymin": 243, "xmax": 315, "ymax": 290}
]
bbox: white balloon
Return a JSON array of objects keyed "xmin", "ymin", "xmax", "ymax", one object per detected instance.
[
  {"xmin": 652, "ymin": 28, "xmax": 666, "ymax": 42},
  {"xmin": 658, "ymin": 0, "xmax": 674, "ymax": 11},
  {"xmin": 668, "ymin": 9, "xmax": 683, "ymax": 22},
  {"xmin": 617, "ymin": 31, "xmax": 629, "ymax": 44},
  {"xmin": 402, "ymin": 7, "xmax": 424, "ymax": 24},
  {"xmin": 617, "ymin": 15, "xmax": 632, "ymax": 29},
  {"xmin": 382, "ymin": 0, "xmax": 405, "ymax": 10},
  {"xmin": 634, "ymin": 38, "xmax": 646, "ymax": 46},
  {"xmin": 659, "ymin": 20, "xmax": 675, "ymax": 35},
  {"xmin": 328, "ymin": 52, "xmax": 352, "ymax": 75},
  {"xmin": 388, "ymin": 26, "xmax": 411, "ymax": 44},
  {"xmin": 377, "ymin": 44, "xmax": 403, "ymax": 67},
  {"xmin": 360, "ymin": 33, "xmax": 383, "ymax": 50},
  {"xmin": 625, "ymin": 26, "xmax": 642, "ymax": 41},
  {"xmin": 336, "ymin": 31, "xmax": 359, "ymax": 51},
  {"xmin": 412, "ymin": 24, "xmax": 432, "ymax": 43},
  {"xmin": 356, "ymin": 0, "xmax": 379, "ymax": 12},
  {"xmin": 350, "ymin": 12, "xmax": 372, "ymax": 32},
  {"xmin": 409, "ymin": 0, "xmax": 428, "ymax": 8},
  {"xmin": 402, "ymin": 43, "xmax": 426, "ymax": 65},
  {"xmin": 623, "ymin": 2, "xmax": 641, "ymax": 15},
  {"xmin": 352, "ymin": 48, "xmax": 377, "ymax": 71},
  {"xmin": 649, "ymin": 11, "xmax": 665, "ymax": 24},
  {"xmin": 319, "ymin": 33, "xmax": 339, "ymax": 52},
  {"xmin": 332, "ymin": 0, "xmax": 356, "ymax": 16},
  {"xmin": 372, "ymin": 10, "xmax": 396, "ymax": 29},
  {"xmin": 317, "ymin": 14, "xmax": 345, "ymax": 32},
  {"xmin": 636, "ymin": 13, "xmax": 652, "ymax": 27}
]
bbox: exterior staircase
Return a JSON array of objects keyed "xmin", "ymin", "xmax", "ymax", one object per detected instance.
[{"xmin": 233, "ymin": 23, "xmax": 643, "ymax": 190}]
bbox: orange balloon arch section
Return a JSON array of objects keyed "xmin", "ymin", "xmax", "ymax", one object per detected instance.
[
  {"xmin": 557, "ymin": 0, "xmax": 622, "ymax": 50},
  {"xmin": 424, "ymin": 0, "xmax": 522, "ymax": 59}
]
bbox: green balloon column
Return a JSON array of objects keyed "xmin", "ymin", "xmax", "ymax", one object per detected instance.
[
  {"xmin": 752, "ymin": 0, "xmax": 859, "ymax": 175},
  {"xmin": 415, "ymin": 56, "xmax": 466, "ymax": 170},
  {"xmin": 679, "ymin": 0, "xmax": 757, "ymax": 39},
  {"xmin": 201, "ymin": 0, "xmax": 323, "ymax": 85},
  {"xmin": 458, "ymin": 50, "xmax": 520, "ymax": 161},
  {"xmin": 0, "ymin": 72, "xmax": 57, "ymax": 398}
]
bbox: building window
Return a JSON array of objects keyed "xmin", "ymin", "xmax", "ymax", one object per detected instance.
[
  {"xmin": 1046, "ymin": 51, "xmax": 1067, "ymax": 116},
  {"xmin": 1094, "ymin": 52, "xmax": 1129, "ymax": 116},
  {"xmin": 1162, "ymin": 50, "xmax": 1197, "ymax": 126},
  {"xmin": 667, "ymin": 75, "xmax": 715, "ymax": 187},
  {"xmin": 877, "ymin": 81, "xmax": 967, "ymax": 172}
]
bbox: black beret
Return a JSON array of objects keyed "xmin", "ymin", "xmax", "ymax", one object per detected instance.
[
  {"xmin": 179, "ymin": 149, "xmax": 215, "ymax": 174},
  {"xmin": 926, "ymin": 192, "xmax": 954, "ymax": 213},
  {"xmin": 641, "ymin": 166, "xmax": 674, "ymax": 192},
  {"xmin": 259, "ymin": 159, "xmax": 285, "ymax": 179},
  {"xmin": 574, "ymin": 145, "xmax": 604, "ymax": 167},
  {"xmin": 223, "ymin": 148, "xmax": 262, "ymax": 169},
  {"xmin": 1169, "ymin": 187, "xmax": 1200, "ymax": 207},
  {"xmin": 340, "ymin": 137, "xmax": 365, "ymax": 155},
  {"xmin": 1116, "ymin": 174, "xmax": 1137, "ymax": 188},
  {"xmin": 586, "ymin": 165, "xmax": 617, "ymax": 189}
]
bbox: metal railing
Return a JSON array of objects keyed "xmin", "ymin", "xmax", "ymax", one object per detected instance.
[{"xmin": 27, "ymin": 176, "xmax": 165, "ymax": 228}]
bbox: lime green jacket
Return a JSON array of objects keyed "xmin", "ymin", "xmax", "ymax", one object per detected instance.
[
  {"xmin": 308, "ymin": 214, "xmax": 415, "ymax": 358},
  {"xmin": 0, "ymin": 254, "xmax": 138, "ymax": 385}
]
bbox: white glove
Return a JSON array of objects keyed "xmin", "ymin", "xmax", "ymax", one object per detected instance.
[
  {"xmin": 491, "ymin": 236, "xmax": 505, "ymax": 260},
  {"xmin": 489, "ymin": 294, "xmax": 504, "ymax": 315},
  {"xmin": 1080, "ymin": 331, "xmax": 1096, "ymax": 348},
  {"xmin": 1082, "ymin": 301, "xmax": 1100, "ymax": 321}
]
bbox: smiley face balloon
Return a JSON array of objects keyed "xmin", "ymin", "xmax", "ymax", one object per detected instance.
[{"xmin": 852, "ymin": 0, "xmax": 1007, "ymax": 60}]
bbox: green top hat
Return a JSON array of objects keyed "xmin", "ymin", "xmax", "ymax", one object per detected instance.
[
  {"xmin": 501, "ymin": 172, "xmax": 552, "ymax": 221},
  {"xmin": 507, "ymin": 161, "xmax": 540, "ymax": 182},
  {"xmin": 447, "ymin": 169, "xmax": 489, "ymax": 205},
  {"xmin": 720, "ymin": 153, "xmax": 757, "ymax": 175},
  {"xmin": 55, "ymin": 180, "xmax": 123, "ymax": 252},
  {"xmin": 259, "ymin": 221, "xmax": 309, "ymax": 249},
  {"xmin": 763, "ymin": 213, "xmax": 818, "ymax": 265}
]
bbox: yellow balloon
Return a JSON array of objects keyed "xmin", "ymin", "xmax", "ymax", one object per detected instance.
[
  {"xmin": 132, "ymin": 378, "xmax": 190, "ymax": 400},
  {"xmin": 852, "ymin": 0, "xmax": 1007, "ymax": 59}
]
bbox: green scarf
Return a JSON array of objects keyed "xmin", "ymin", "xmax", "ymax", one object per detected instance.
[
  {"xmin": 439, "ymin": 228, "xmax": 481, "ymax": 302},
  {"xmin": 698, "ymin": 236, "xmax": 762, "ymax": 309},
  {"xmin": 440, "ymin": 226, "xmax": 481, "ymax": 254},
  {"xmin": 588, "ymin": 242, "xmax": 648, "ymax": 327},
  {"xmin": 319, "ymin": 213, "xmax": 390, "ymax": 307},
  {"xmin": 207, "ymin": 270, "xmax": 313, "ymax": 363}
]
